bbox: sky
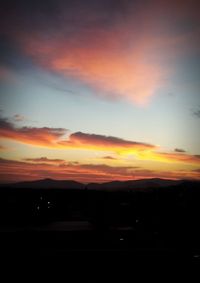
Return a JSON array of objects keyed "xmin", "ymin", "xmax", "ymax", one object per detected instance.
[{"xmin": 0, "ymin": 0, "xmax": 200, "ymax": 183}]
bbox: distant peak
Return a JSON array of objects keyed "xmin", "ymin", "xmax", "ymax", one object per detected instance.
[{"xmin": 42, "ymin": 178, "xmax": 54, "ymax": 182}]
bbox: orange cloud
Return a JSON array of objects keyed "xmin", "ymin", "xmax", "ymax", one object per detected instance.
[
  {"xmin": 50, "ymin": 39, "xmax": 164, "ymax": 105},
  {"xmin": 12, "ymin": 5, "xmax": 170, "ymax": 105},
  {"xmin": 0, "ymin": 157, "xmax": 199, "ymax": 184},
  {"xmin": 0, "ymin": 158, "xmax": 137, "ymax": 183},
  {"xmin": 152, "ymin": 152, "xmax": 200, "ymax": 165},
  {"xmin": 1, "ymin": 117, "xmax": 200, "ymax": 166},
  {"xmin": 60, "ymin": 132, "xmax": 155, "ymax": 153},
  {"xmin": 1, "ymin": 0, "xmax": 199, "ymax": 105},
  {"xmin": 14, "ymin": 0, "xmax": 199, "ymax": 105},
  {"xmin": 0, "ymin": 117, "xmax": 67, "ymax": 147},
  {"xmin": 0, "ymin": 116, "xmax": 155, "ymax": 153},
  {"xmin": 26, "ymin": 26, "xmax": 170, "ymax": 105}
]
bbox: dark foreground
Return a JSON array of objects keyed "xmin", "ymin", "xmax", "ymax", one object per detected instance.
[
  {"xmin": 1, "ymin": 221, "xmax": 200, "ymax": 262},
  {"xmin": 0, "ymin": 179, "xmax": 200, "ymax": 267}
]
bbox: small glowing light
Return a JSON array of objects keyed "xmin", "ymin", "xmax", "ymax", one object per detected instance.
[
  {"xmin": 37, "ymin": 206, "xmax": 40, "ymax": 210},
  {"xmin": 120, "ymin": 238, "xmax": 124, "ymax": 241},
  {"xmin": 193, "ymin": 255, "xmax": 200, "ymax": 258},
  {"xmin": 136, "ymin": 219, "xmax": 139, "ymax": 223},
  {"xmin": 48, "ymin": 201, "xmax": 50, "ymax": 204}
]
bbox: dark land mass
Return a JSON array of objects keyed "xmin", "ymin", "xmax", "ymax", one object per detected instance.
[{"xmin": 0, "ymin": 178, "xmax": 200, "ymax": 264}]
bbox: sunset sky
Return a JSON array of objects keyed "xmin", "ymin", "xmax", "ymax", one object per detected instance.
[{"xmin": 0, "ymin": 0, "xmax": 200, "ymax": 183}]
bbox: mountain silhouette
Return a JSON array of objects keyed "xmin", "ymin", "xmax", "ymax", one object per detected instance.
[
  {"xmin": 87, "ymin": 178, "xmax": 183, "ymax": 191},
  {"xmin": 2, "ymin": 177, "xmax": 188, "ymax": 191},
  {"xmin": 8, "ymin": 178, "xmax": 84, "ymax": 189}
]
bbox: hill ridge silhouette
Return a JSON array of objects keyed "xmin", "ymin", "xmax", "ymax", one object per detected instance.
[{"xmin": 2, "ymin": 177, "xmax": 197, "ymax": 191}]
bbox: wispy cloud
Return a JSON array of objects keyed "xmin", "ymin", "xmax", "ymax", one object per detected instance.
[
  {"xmin": 12, "ymin": 114, "xmax": 26, "ymax": 122},
  {"xmin": 193, "ymin": 109, "xmax": 200, "ymax": 118},
  {"xmin": 1, "ymin": 0, "xmax": 199, "ymax": 105},
  {"xmin": 24, "ymin": 157, "xmax": 66, "ymax": 165},
  {"xmin": 0, "ymin": 116, "xmax": 200, "ymax": 166}
]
